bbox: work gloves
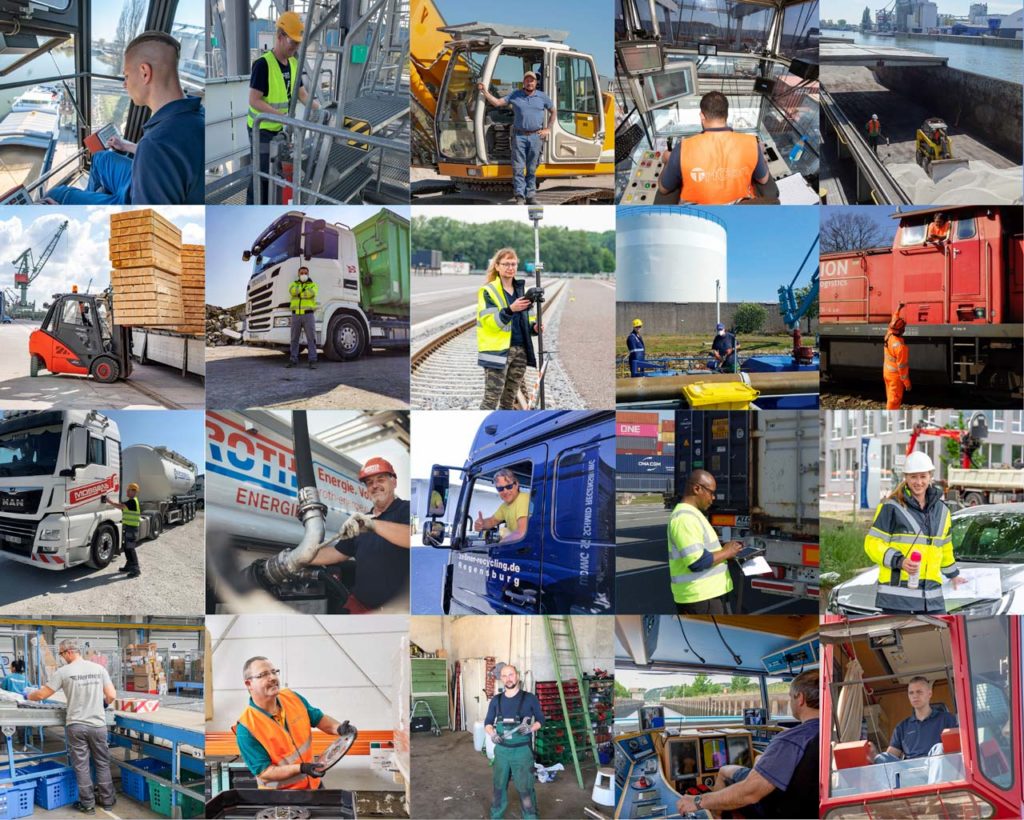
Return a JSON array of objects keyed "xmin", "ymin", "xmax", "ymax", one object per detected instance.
[
  {"xmin": 300, "ymin": 762, "xmax": 326, "ymax": 778},
  {"xmin": 337, "ymin": 511, "xmax": 374, "ymax": 541},
  {"xmin": 336, "ymin": 720, "xmax": 353, "ymax": 736}
]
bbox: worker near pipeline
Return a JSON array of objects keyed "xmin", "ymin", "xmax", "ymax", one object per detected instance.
[
  {"xmin": 883, "ymin": 304, "xmax": 911, "ymax": 410},
  {"xmin": 477, "ymin": 71, "xmax": 555, "ymax": 205},
  {"xmin": 235, "ymin": 656, "xmax": 352, "ymax": 789},
  {"xmin": 309, "ymin": 457, "xmax": 411, "ymax": 613},
  {"xmin": 864, "ymin": 450, "xmax": 965, "ymax": 613},
  {"xmin": 626, "ymin": 318, "xmax": 647, "ymax": 377},
  {"xmin": 667, "ymin": 469, "xmax": 743, "ymax": 615},
  {"xmin": 102, "ymin": 482, "xmax": 142, "ymax": 578},
  {"xmin": 485, "ymin": 663, "xmax": 545, "ymax": 820},
  {"xmin": 247, "ymin": 12, "xmax": 319, "ymax": 204},
  {"xmin": 925, "ymin": 212, "xmax": 952, "ymax": 247},
  {"xmin": 710, "ymin": 322, "xmax": 738, "ymax": 373},
  {"xmin": 866, "ymin": 114, "xmax": 882, "ymax": 154},
  {"xmin": 473, "ymin": 467, "xmax": 530, "ymax": 543},
  {"xmin": 658, "ymin": 91, "xmax": 773, "ymax": 205},
  {"xmin": 288, "ymin": 265, "xmax": 318, "ymax": 369},
  {"xmin": 48, "ymin": 32, "xmax": 204, "ymax": 205}
]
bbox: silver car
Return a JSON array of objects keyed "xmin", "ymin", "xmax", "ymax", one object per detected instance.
[{"xmin": 827, "ymin": 503, "xmax": 1024, "ymax": 616}]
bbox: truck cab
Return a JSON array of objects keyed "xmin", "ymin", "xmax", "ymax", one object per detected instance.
[
  {"xmin": 423, "ymin": 411, "xmax": 615, "ymax": 614},
  {"xmin": 0, "ymin": 410, "xmax": 122, "ymax": 570},
  {"xmin": 613, "ymin": 614, "xmax": 820, "ymax": 819},
  {"xmin": 821, "ymin": 614, "xmax": 1021, "ymax": 819}
]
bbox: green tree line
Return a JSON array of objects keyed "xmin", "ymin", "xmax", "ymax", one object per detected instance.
[{"xmin": 411, "ymin": 216, "xmax": 615, "ymax": 274}]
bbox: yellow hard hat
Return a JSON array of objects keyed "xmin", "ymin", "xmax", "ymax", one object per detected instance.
[
  {"xmin": 632, "ymin": 319, "xmax": 643, "ymax": 328},
  {"xmin": 127, "ymin": 483, "xmax": 140, "ymax": 492},
  {"xmin": 276, "ymin": 11, "xmax": 304, "ymax": 41}
]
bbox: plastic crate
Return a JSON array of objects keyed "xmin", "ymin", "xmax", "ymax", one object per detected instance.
[
  {"xmin": 0, "ymin": 784, "xmax": 35, "ymax": 820},
  {"xmin": 121, "ymin": 758, "xmax": 169, "ymax": 803},
  {"xmin": 148, "ymin": 775, "xmax": 204, "ymax": 819},
  {"xmin": 682, "ymin": 381, "xmax": 759, "ymax": 410},
  {"xmin": 34, "ymin": 769, "xmax": 78, "ymax": 811}
]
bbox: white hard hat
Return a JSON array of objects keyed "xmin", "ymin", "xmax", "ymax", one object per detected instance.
[
  {"xmin": 904, "ymin": 451, "xmax": 934, "ymax": 474},
  {"xmin": 872, "ymin": 114, "xmax": 878, "ymax": 120}
]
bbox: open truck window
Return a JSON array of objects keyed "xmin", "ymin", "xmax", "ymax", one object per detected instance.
[{"xmin": 465, "ymin": 461, "xmax": 533, "ymax": 543}]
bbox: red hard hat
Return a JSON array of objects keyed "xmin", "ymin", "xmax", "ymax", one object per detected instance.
[{"xmin": 359, "ymin": 457, "xmax": 396, "ymax": 482}]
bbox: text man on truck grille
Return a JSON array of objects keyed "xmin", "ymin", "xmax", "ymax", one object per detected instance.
[{"xmin": 667, "ymin": 469, "xmax": 743, "ymax": 614}]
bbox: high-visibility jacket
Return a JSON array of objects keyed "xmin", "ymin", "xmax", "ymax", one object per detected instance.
[
  {"xmin": 476, "ymin": 279, "xmax": 536, "ymax": 370},
  {"xmin": 122, "ymin": 496, "xmax": 141, "ymax": 528},
  {"xmin": 864, "ymin": 486, "xmax": 957, "ymax": 612},
  {"xmin": 883, "ymin": 332, "xmax": 910, "ymax": 386},
  {"xmin": 667, "ymin": 502, "xmax": 732, "ymax": 605},
  {"xmin": 248, "ymin": 52, "xmax": 297, "ymax": 132},
  {"xmin": 927, "ymin": 222, "xmax": 951, "ymax": 242},
  {"xmin": 289, "ymin": 280, "xmax": 318, "ymax": 314},
  {"xmin": 867, "ymin": 120, "xmax": 881, "ymax": 136},
  {"xmin": 235, "ymin": 689, "xmax": 321, "ymax": 790},
  {"xmin": 680, "ymin": 131, "xmax": 759, "ymax": 204},
  {"xmin": 626, "ymin": 330, "xmax": 645, "ymax": 361}
]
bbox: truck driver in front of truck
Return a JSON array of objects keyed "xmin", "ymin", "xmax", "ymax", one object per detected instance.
[
  {"xmin": 309, "ymin": 457, "xmax": 410, "ymax": 613},
  {"xmin": 473, "ymin": 468, "xmax": 530, "ymax": 544},
  {"xmin": 102, "ymin": 482, "xmax": 142, "ymax": 578}
]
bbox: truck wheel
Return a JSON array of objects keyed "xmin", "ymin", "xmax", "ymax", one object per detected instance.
[
  {"xmin": 964, "ymin": 492, "xmax": 984, "ymax": 507},
  {"xmin": 150, "ymin": 514, "xmax": 163, "ymax": 537},
  {"xmin": 324, "ymin": 315, "xmax": 366, "ymax": 361},
  {"xmin": 86, "ymin": 524, "xmax": 116, "ymax": 569},
  {"xmin": 90, "ymin": 355, "xmax": 121, "ymax": 383},
  {"xmin": 29, "ymin": 355, "xmax": 41, "ymax": 377}
]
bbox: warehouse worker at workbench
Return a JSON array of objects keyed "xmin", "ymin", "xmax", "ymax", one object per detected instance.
[
  {"xmin": 308, "ymin": 457, "xmax": 411, "ymax": 613},
  {"xmin": 48, "ymin": 31, "xmax": 204, "ymax": 205},
  {"xmin": 247, "ymin": 11, "xmax": 319, "ymax": 204},
  {"xmin": 485, "ymin": 663, "xmax": 544, "ymax": 820},
  {"xmin": 668, "ymin": 469, "xmax": 743, "ymax": 615},
  {"xmin": 235, "ymin": 656, "xmax": 352, "ymax": 789},
  {"xmin": 28, "ymin": 640, "xmax": 117, "ymax": 815}
]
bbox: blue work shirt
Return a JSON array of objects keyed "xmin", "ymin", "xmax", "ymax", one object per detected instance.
[
  {"xmin": 753, "ymin": 717, "xmax": 819, "ymax": 791},
  {"xmin": 712, "ymin": 331, "xmax": 737, "ymax": 368},
  {"xmin": 627, "ymin": 330, "xmax": 645, "ymax": 360},
  {"xmin": 890, "ymin": 707, "xmax": 958, "ymax": 759},
  {"xmin": 130, "ymin": 95, "xmax": 205, "ymax": 204},
  {"xmin": 501, "ymin": 89, "xmax": 554, "ymax": 132},
  {"xmin": 235, "ymin": 692, "xmax": 324, "ymax": 777},
  {"xmin": 1, "ymin": 673, "xmax": 28, "ymax": 695}
]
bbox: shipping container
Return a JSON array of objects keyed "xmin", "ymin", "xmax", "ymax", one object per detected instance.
[
  {"xmin": 617, "ymin": 411, "xmax": 660, "ymax": 426},
  {"xmin": 673, "ymin": 411, "xmax": 749, "ymax": 512},
  {"xmin": 616, "ymin": 435, "xmax": 658, "ymax": 452},
  {"xmin": 412, "ymin": 249, "xmax": 442, "ymax": 269},
  {"xmin": 617, "ymin": 422, "xmax": 659, "ymax": 438},
  {"xmin": 616, "ymin": 473, "xmax": 673, "ymax": 493},
  {"xmin": 618, "ymin": 448, "xmax": 657, "ymax": 456},
  {"xmin": 616, "ymin": 454, "xmax": 673, "ymax": 473}
]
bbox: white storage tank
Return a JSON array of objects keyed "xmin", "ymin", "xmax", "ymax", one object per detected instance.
[
  {"xmin": 616, "ymin": 206, "xmax": 727, "ymax": 303},
  {"xmin": 123, "ymin": 445, "xmax": 197, "ymax": 502}
]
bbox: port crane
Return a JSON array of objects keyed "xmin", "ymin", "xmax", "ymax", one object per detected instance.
[{"xmin": 11, "ymin": 220, "xmax": 68, "ymax": 316}]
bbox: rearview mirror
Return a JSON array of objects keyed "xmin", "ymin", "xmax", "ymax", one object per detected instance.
[
  {"xmin": 423, "ymin": 520, "xmax": 447, "ymax": 547},
  {"xmin": 69, "ymin": 427, "xmax": 88, "ymax": 470},
  {"xmin": 427, "ymin": 465, "xmax": 449, "ymax": 517}
]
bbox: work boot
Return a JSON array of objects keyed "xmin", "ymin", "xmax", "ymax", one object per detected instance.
[
  {"xmin": 100, "ymin": 799, "xmax": 117, "ymax": 809},
  {"xmin": 514, "ymin": 196, "xmax": 525, "ymax": 205},
  {"xmin": 127, "ymin": 571, "xmax": 141, "ymax": 579},
  {"xmin": 73, "ymin": 803, "xmax": 95, "ymax": 815},
  {"xmin": 286, "ymin": 361, "xmax": 295, "ymax": 368},
  {"xmin": 525, "ymin": 196, "xmax": 538, "ymax": 205},
  {"xmin": 118, "ymin": 566, "xmax": 130, "ymax": 573},
  {"xmin": 309, "ymin": 362, "xmax": 317, "ymax": 370}
]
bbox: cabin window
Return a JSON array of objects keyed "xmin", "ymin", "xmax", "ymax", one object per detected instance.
[
  {"xmin": 899, "ymin": 223, "xmax": 927, "ymax": 246},
  {"xmin": 955, "ymin": 218, "xmax": 976, "ymax": 241},
  {"xmin": 87, "ymin": 434, "xmax": 106, "ymax": 466},
  {"xmin": 466, "ymin": 461, "xmax": 533, "ymax": 542},
  {"xmin": 965, "ymin": 615, "xmax": 1013, "ymax": 791}
]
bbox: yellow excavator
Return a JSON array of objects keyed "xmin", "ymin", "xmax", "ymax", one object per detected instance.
[{"xmin": 410, "ymin": 0, "xmax": 615, "ymax": 202}]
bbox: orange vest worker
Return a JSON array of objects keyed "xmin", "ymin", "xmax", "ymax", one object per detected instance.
[
  {"xmin": 236, "ymin": 689, "xmax": 322, "ymax": 789},
  {"xmin": 679, "ymin": 131, "xmax": 759, "ymax": 204},
  {"xmin": 883, "ymin": 310, "xmax": 911, "ymax": 410},
  {"xmin": 926, "ymin": 221, "xmax": 951, "ymax": 243},
  {"xmin": 867, "ymin": 119, "xmax": 881, "ymax": 136}
]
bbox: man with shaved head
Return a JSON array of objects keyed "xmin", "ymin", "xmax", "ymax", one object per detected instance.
[
  {"xmin": 48, "ymin": 30, "xmax": 204, "ymax": 204},
  {"xmin": 666, "ymin": 469, "xmax": 743, "ymax": 614}
]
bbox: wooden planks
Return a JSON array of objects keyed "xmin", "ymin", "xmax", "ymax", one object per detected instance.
[{"xmin": 107, "ymin": 210, "xmax": 204, "ymax": 330}]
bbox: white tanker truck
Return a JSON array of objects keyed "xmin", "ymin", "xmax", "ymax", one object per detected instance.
[{"xmin": 122, "ymin": 444, "xmax": 199, "ymax": 539}]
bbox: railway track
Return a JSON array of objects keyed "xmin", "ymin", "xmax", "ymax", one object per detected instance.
[{"xmin": 411, "ymin": 279, "xmax": 585, "ymax": 409}]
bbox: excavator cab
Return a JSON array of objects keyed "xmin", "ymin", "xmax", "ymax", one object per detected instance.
[
  {"xmin": 29, "ymin": 292, "xmax": 132, "ymax": 383},
  {"xmin": 915, "ymin": 118, "xmax": 969, "ymax": 182}
]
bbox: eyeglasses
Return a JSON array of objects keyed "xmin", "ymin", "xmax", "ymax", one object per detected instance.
[
  {"xmin": 694, "ymin": 484, "xmax": 715, "ymax": 496},
  {"xmin": 247, "ymin": 669, "xmax": 280, "ymax": 681},
  {"xmin": 499, "ymin": 262, "xmax": 518, "ymax": 268},
  {"xmin": 495, "ymin": 483, "xmax": 517, "ymax": 492}
]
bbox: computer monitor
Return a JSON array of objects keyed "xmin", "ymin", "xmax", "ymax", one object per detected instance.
[
  {"xmin": 618, "ymin": 40, "xmax": 665, "ymax": 76},
  {"xmin": 640, "ymin": 706, "xmax": 665, "ymax": 730},
  {"xmin": 727, "ymin": 735, "xmax": 753, "ymax": 768},
  {"xmin": 743, "ymin": 708, "xmax": 768, "ymax": 727},
  {"xmin": 641, "ymin": 63, "xmax": 697, "ymax": 108},
  {"xmin": 701, "ymin": 737, "xmax": 728, "ymax": 772}
]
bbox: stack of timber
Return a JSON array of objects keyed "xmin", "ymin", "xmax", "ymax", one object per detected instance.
[
  {"xmin": 175, "ymin": 244, "xmax": 205, "ymax": 334},
  {"xmin": 109, "ymin": 210, "xmax": 184, "ymax": 326}
]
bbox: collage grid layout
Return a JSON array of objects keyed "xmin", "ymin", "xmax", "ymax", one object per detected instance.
[{"xmin": 0, "ymin": 0, "xmax": 1021, "ymax": 818}]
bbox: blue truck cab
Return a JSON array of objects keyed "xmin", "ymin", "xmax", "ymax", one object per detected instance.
[{"xmin": 423, "ymin": 411, "xmax": 615, "ymax": 614}]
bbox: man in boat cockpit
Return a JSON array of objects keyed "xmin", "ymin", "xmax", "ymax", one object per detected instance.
[{"xmin": 46, "ymin": 31, "xmax": 203, "ymax": 205}]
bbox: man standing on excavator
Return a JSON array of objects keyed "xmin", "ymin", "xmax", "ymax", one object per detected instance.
[{"xmin": 883, "ymin": 303, "xmax": 911, "ymax": 410}]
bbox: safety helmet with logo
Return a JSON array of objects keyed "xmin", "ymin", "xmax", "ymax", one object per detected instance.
[
  {"xmin": 632, "ymin": 319, "xmax": 643, "ymax": 328},
  {"xmin": 903, "ymin": 451, "xmax": 934, "ymax": 474},
  {"xmin": 358, "ymin": 457, "xmax": 396, "ymax": 483},
  {"xmin": 276, "ymin": 11, "xmax": 304, "ymax": 41},
  {"xmin": 127, "ymin": 483, "xmax": 140, "ymax": 492}
]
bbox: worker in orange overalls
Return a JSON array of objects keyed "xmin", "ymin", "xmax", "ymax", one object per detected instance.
[
  {"xmin": 883, "ymin": 303, "xmax": 911, "ymax": 409},
  {"xmin": 925, "ymin": 212, "xmax": 951, "ymax": 247}
]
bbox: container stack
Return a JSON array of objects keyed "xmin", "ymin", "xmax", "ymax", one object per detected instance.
[
  {"xmin": 616, "ymin": 411, "xmax": 673, "ymax": 494},
  {"xmin": 108, "ymin": 210, "xmax": 183, "ymax": 326},
  {"xmin": 175, "ymin": 244, "xmax": 206, "ymax": 335}
]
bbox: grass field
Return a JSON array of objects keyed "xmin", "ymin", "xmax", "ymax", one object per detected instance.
[{"xmin": 821, "ymin": 515, "xmax": 872, "ymax": 592}]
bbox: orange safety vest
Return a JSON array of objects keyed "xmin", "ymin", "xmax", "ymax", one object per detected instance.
[
  {"xmin": 927, "ymin": 222, "xmax": 950, "ymax": 242},
  {"xmin": 883, "ymin": 332, "xmax": 910, "ymax": 384},
  {"xmin": 867, "ymin": 120, "xmax": 881, "ymax": 136},
  {"xmin": 235, "ymin": 689, "xmax": 321, "ymax": 790},
  {"xmin": 679, "ymin": 131, "xmax": 759, "ymax": 204}
]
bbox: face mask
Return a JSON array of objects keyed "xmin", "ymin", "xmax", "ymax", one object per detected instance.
[{"xmin": 299, "ymin": 275, "xmax": 309, "ymax": 282}]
